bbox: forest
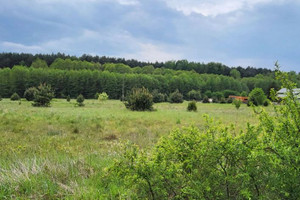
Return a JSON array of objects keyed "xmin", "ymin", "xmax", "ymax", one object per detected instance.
[{"xmin": 1, "ymin": 53, "xmax": 300, "ymax": 100}]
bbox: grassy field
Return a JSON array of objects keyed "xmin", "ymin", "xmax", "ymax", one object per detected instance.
[{"xmin": 0, "ymin": 99, "xmax": 261, "ymax": 199}]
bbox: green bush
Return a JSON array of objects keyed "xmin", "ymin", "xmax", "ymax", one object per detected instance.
[
  {"xmin": 202, "ymin": 96, "xmax": 210, "ymax": 103},
  {"xmin": 227, "ymin": 98, "xmax": 233, "ymax": 104},
  {"xmin": 32, "ymin": 84, "xmax": 54, "ymax": 107},
  {"xmin": 0, "ymin": 95, "xmax": 2, "ymax": 101},
  {"xmin": 24, "ymin": 87, "xmax": 38, "ymax": 101},
  {"xmin": 152, "ymin": 89, "xmax": 165, "ymax": 103},
  {"xmin": 187, "ymin": 101, "xmax": 197, "ymax": 111},
  {"xmin": 66, "ymin": 95, "xmax": 71, "ymax": 102},
  {"xmin": 263, "ymin": 99, "xmax": 269, "ymax": 107},
  {"xmin": 125, "ymin": 87, "xmax": 153, "ymax": 111},
  {"xmin": 98, "ymin": 92, "xmax": 109, "ymax": 102},
  {"xmin": 212, "ymin": 91, "xmax": 224, "ymax": 101},
  {"xmin": 233, "ymin": 99, "xmax": 242, "ymax": 109},
  {"xmin": 76, "ymin": 94, "xmax": 85, "ymax": 107},
  {"xmin": 220, "ymin": 97, "xmax": 226, "ymax": 104},
  {"xmin": 10, "ymin": 92, "xmax": 20, "ymax": 101},
  {"xmin": 169, "ymin": 89, "xmax": 183, "ymax": 103},
  {"xmin": 106, "ymin": 67, "xmax": 300, "ymax": 199},
  {"xmin": 248, "ymin": 88, "xmax": 267, "ymax": 106},
  {"xmin": 187, "ymin": 90, "xmax": 201, "ymax": 101}
]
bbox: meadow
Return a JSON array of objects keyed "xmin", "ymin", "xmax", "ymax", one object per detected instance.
[{"xmin": 0, "ymin": 99, "xmax": 260, "ymax": 199}]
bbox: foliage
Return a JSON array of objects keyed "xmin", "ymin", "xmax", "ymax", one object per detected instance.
[
  {"xmin": 152, "ymin": 89, "xmax": 166, "ymax": 103},
  {"xmin": 220, "ymin": 97, "xmax": 226, "ymax": 104},
  {"xmin": 169, "ymin": 90, "xmax": 183, "ymax": 103},
  {"xmin": 32, "ymin": 84, "xmax": 54, "ymax": 107},
  {"xmin": 233, "ymin": 99, "xmax": 242, "ymax": 109},
  {"xmin": 187, "ymin": 90, "xmax": 201, "ymax": 101},
  {"xmin": 248, "ymin": 88, "xmax": 267, "ymax": 106},
  {"xmin": 202, "ymin": 96, "xmax": 210, "ymax": 103},
  {"xmin": 240, "ymin": 91, "xmax": 248, "ymax": 97},
  {"xmin": 10, "ymin": 92, "xmax": 20, "ymax": 101},
  {"xmin": 24, "ymin": 87, "xmax": 38, "ymax": 101},
  {"xmin": 106, "ymin": 66, "xmax": 300, "ymax": 199},
  {"xmin": 98, "ymin": 92, "xmax": 109, "ymax": 102},
  {"xmin": 187, "ymin": 101, "xmax": 197, "ymax": 111},
  {"xmin": 76, "ymin": 94, "xmax": 85, "ymax": 107},
  {"xmin": 0, "ymin": 95, "xmax": 2, "ymax": 101},
  {"xmin": 125, "ymin": 87, "xmax": 154, "ymax": 111},
  {"xmin": 31, "ymin": 58, "xmax": 48, "ymax": 68},
  {"xmin": 66, "ymin": 95, "xmax": 71, "ymax": 102}
]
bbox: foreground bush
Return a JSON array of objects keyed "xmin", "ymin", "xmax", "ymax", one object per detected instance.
[
  {"xmin": 125, "ymin": 87, "xmax": 153, "ymax": 111},
  {"xmin": 105, "ymin": 67, "xmax": 300, "ymax": 199},
  {"xmin": 10, "ymin": 92, "xmax": 20, "ymax": 101},
  {"xmin": 24, "ymin": 87, "xmax": 38, "ymax": 101},
  {"xmin": 98, "ymin": 92, "xmax": 109, "ymax": 102},
  {"xmin": 233, "ymin": 99, "xmax": 242, "ymax": 109},
  {"xmin": 32, "ymin": 84, "xmax": 54, "ymax": 107}
]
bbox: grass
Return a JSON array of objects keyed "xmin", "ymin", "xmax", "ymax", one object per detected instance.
[{"xmin": 0, "ymin": 98, "xmax": 262, "ymax": 198}]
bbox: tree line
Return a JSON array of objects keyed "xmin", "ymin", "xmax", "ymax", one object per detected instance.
[{"xmin": 0, "ymin": 52, "xmax": 276, "ymax": 77}]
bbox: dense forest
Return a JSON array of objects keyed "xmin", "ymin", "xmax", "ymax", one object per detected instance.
[{"xmin": 0, "ymin": 53, "xmax": 300, "ymax": 100}]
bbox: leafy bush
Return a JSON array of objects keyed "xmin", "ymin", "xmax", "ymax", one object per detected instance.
[
  {"xmin": 187, "ymin": 90, "xmax": 201, "ymax": 101},
  {"xmin": 233, "ymin": 99, "xmax": 242, "ymax": 109},
  {"xmin": 202, "ymin": 96, "xmax": 210, "ymax": 103},
  {"xmin": 125, "ymin": 87, "xmax": 153, "ymax": 111},
  {"xmin": 106, "ymin": 65, "xmax": 300, "ymax": 199},
  {"xmin": 227, "ymin": 98, "xmax": 233, "ymax": 104},
  {"xmin": 66, "ymin": 95, "xmax": 71, "ymax": 102},
  {"xmin": 220, "ymin": 97, "xmax": 226, "ymax": 104},
  {"xmin": 152, "ymin": 89, "xmax": 165, "ymax": 103},
  {"xmin": 248, "ymin": 88, "xmax": 267, "ymax": 106},
  {"xmin": 32, "ymin": 84, "xmax": 54, "ymax": 107},
  {"xmin": 169, "ymin": 89, "xmax": 183, "ymax": 103},
  {"xmin": 204, "ymin": 90, "xmax": 212, "ymax": 98},
  {"xmin": 212, "ymin": 91, "xmax": 224, "ymax": 101},
  {"xmin": 187, "ymin": 101, "xmax": 197, "ymax": 111},
  {"xmin": 10, "ymin": 92, "xmax": 20, "ymax": 101},
  {"xmin": 263, "ymin": 99, "xmax": 269, "ymax": 107},
  {"xmin": 98, "ymin": 92, "xmax": 109, "ymax": 101},
  {"xmin": 24, "ymin": 87, "xmax": 38, "ymax": 101},
  {"xmin": 76, "ymin": 94, "xmax": 85, "ymax": 107}
]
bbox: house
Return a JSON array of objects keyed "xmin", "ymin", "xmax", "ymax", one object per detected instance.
[
  {"xmin": 229, "ymin": 95, "xmax": 248, "ymax": 103},
  {"xmin": 277, "ymin": 88, "xmax": 300, "ymax": 99}
]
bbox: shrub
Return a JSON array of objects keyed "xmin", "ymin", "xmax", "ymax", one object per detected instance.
[
  {"xmin": 66, "ymin": 95, "xmax": 71, "ymax": 102},
  {"xmin": 240, "ymin": 91, "xmax": 248, "ymax": 97},
  {"xmin": 187, "ymin": 101, "xmax": 197, "ymax": 112},
  {"xmin": 98, "ymin": 92, "xmax": 109, "ymax": 102},
  {"xmin": 125, "ymin": 87, "xmax": 153, "ymax": 111},
  {"xmin": 76, "ymin": 94, "xmax": 85, "ymax": 107},
  {"xmin": 94, "ymin": 92, "xmax": 100, "ymax": 99},
  {"xmin": 227, "ymin": 98, "xmax": 233, "ymax": 104},
  {"xmin": 220, "ymin": 97, "xmax": 226, "ymax": 104},
  {"xmin": 212, "ymin": 91, "xmax": 224, "ymax": 101},
  {"xmin": 10, "ymin": 92, "xmax": 20, "ymax": 101},
  {"xmin": 32, "ymin": 84, "xmax": 54, "ymax": 107},
  {"xmin": 152, "ymin": 89, "xmax": 165, "ymax": 103},
  {"xmin": 204, "ymin": 90, "xmax": 212, "ymax": 98},
  {"xmin": 187, "ymin": 90, "xmax": 201, "ymax": 101},
  {"xmin": 202, "ymin": 96, "xmax": 210, "ymax": 103},
  {"xmin": 0, "ymin": 95, "xmax": 2, "ymax": 101},
  {"xmin": 263, "ymin": 99, "xmax": 269, "ymax": 107},
  {"xmin": 169, "ymin": 89, "xmax": 183, "ymax": 103},
  {"xmin": 248, "ymin": 88, "xmax": 267, "ymax": 106},
  {"xmin": 233, "ymin": 99, "xmax": 242, "ymax": 109},
  {"xmin": 212, "ymin": 97, "xmax": 219, "ymax": 103},
  {"xmin": 24, "ymin": 87, "xmax": 38, "ymax": 101},
  {"xmin": 106, "ymin": 66, "xmax": 300, "ymax": 199}
]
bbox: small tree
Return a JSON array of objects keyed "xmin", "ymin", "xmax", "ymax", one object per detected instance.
[
  {"xmin": 98, "ymin": 92, "xmax": 109, "ymax": 102},
  {"xmin": 10, "ymin": 92, "xmax": 20, "ymax": 101},
  {"xmin": 233, "ymin": 99, "xmax": 242, "ymax": 109},
  {"xmin": 76, "ymin": 94, "xmax": 85, "ymax": 107},
  {"xmin": 31, "ymin": 58, "xmax": 48, "ymax": 68},
  {"xmin": 187, "ymin": 101, "xmax": 197, "ymax": 112},
  {"xmin": 66, "ymin": 95, "xmax": 71, "ymax": 102},
  {"xmin": 125, "ymin": 87, "xmax": 153, "ymax": 111},
  {"xmin": 248, "ymin": 88, "xmax": 267, "ymax": 106},
  {"xmin": 169, "ymin": 90, "xmax": 183, "ymax": 103},
  {"xmin": 32, "ymin": 84, "xmax": 54, "ymax": 107},
  {"xmin": 24, "ymin": 87, "xmax": 38, "ymax": 101}
]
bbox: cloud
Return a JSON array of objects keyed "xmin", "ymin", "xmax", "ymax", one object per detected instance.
[
  {"xmin": 164, "ymin": 0, "xmax": 288, "ymax": 17},
  {"xmin": 1, "ymin": 42, "xmax": 43, "ymax": 53}
]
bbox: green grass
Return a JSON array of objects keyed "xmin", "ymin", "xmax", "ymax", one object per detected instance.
[{"xmin": 0, "ymin": 98, "xmax": 261, "ymax": 198}]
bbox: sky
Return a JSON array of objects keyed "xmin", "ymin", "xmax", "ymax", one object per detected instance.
[{"xmin": 0, "ymin": 0, "xmax": 299, "ymax": 72}]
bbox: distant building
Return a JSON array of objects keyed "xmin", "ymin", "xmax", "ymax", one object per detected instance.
[
  {"xmin": 277, "ymin": 88, "xmax": 300, "ymax": 99},
  {"xmin": 229, "ymin": 95, "xmax": 248, "ymax": 103}
]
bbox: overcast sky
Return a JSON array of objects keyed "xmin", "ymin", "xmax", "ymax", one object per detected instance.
[{"xmin": 0, "ymin": 0, "xmax": 299, "ymax": 71}]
